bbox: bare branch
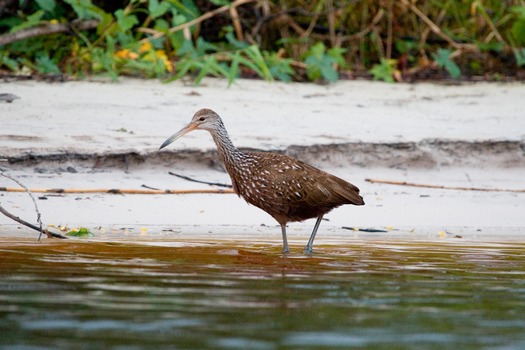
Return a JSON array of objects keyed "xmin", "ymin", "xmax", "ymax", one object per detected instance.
[
  {"xmin": 168, "ymin": 172, "xmax": 233, "ymax": 188},
  {"xmin": 0, "ymin": 186, "xmax": 234, "ymax": 194},
  {"xmin": 399, "ymin": 0, "xmax": 462, "ymax": 49},
  {"xmin": 365, "ymin": 178, "xmax": 525, "ymax": 193},
  {"xmin": 1, "ymin": 171, "xmax": 43, "ymax": 239},
  {"xmin": 0, "ymin": 203, "xmax": 66, "ymax": 239},
  {"xmin": 138, "ymin": 0, "xmax": 256, "ymax": 42},
  {"xmin": 0, "ymin": 20, "xmax": 99, "ymax": 46},
  {"xmin": 0, "ymin": 171, "xmax": 67, "ymax": 239}
]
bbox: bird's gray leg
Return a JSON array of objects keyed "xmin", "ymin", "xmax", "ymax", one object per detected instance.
[
  {"xmin": 280, "ymin": 224, "xmax": 290, "ymax": 254},
  {"xmin": 304, "ymin": 214, "xmax": 323, "ymax": 254}
]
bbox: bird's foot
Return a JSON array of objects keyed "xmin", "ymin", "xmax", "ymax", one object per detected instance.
[
  {"xmin": 282, "ymin": 247, "xmax": 290, "ymax": 254},
  {"xmin": 303, "ymin": 246, "xmax": 314, "ymax": 255}
]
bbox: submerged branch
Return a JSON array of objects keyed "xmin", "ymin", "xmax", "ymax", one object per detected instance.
[
  {"xmin": 0, "ymin": 203, "xmax": 67, "ymax": 239},
  {"xmin": 0, "ymin": 171, "xmax": 66, "ymax": 239}
]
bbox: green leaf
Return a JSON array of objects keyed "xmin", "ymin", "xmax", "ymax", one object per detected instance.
[
  {"xmin": 96, "ymin": 11, "xmax": 114, "ymax": 36},
  {"xmin": 224, "ymin": 26, "xmax": 249, "ymax": 49},
  {"xmin": 476, "ymin": 42, "xmax": 504, "ymax": 52},
  {"xmin": 66, "ymin": 227, "xmax": 95, "ymax": 237},
  {"xmin": 511, "ymin": 5, "xmax": 525, "ymax": 19},
  {"xmin": 303, "ymin": 42, "xmax": 340, "ymax": 82},
  {"xmin": 10, "ymin": 10, "xmax": 45, "ymax": 33},
  {"xmin": 395, "ymin": 39, "xmax": 417, "ymax": 54},
  {"xmin": 243, "ymin": 45, "xmax": 273, "ymax": 81},
  {"xmin": 432, "ymin": 48, "xmax": 461, "ymax": 79},
  {"xmin": 35, "ymin": 54, "xmax": 61, "ymax": 74},
  {"xmin": 177, "ymin": 39, "xmax": 197, "ymax": 56},
  {"xmin": 0, "ymin": 16, "xmax": 22, "ymax": 29},
  {"xmin": 115, "ymin": 9, "xmax": 138, "ymax": 32},
  {"xmin": 320, "ymin": 62, "xmax": 338, "ymax": 82},
  {"xmin": 35, "ymin": 0, "xmax": 56, "ymax": 12},
  {"xmin": 91, "ymin": 44, "xmax": 118, "ymax": 81},
  {"xmin": 514, "ymin": 48, "xmax": 525, "ymax": 66},
  {"xmin": 195, "ymin": 37, "xmax": 218, "ymax": 56},
  {"xmin": 327, "ymin": 47, "xmax": 347, "ymax": 67},
  {"xmin": 194, "ymin": 56, "xmax": 226, "ymax": 84},
  {"xmin": 263, "ymin": 51, "xmax": 294, "ymax": 82},
  {"xmin": 511, "ymin": 18, "xmax": 525, "ymax": 46},
  {"xmin": 369, "ymin": 59, "xmax": 396, "ymax": 83},
  {"xmin": 172, "ymin": 58, "xmax": 197, "ymax": 81},
  {"xmin": 228, "ymin": 50, "xmax": 241, "ymax": 86},
  {"xmin": 149, "ymin": 0, "xmax": 171, "ymax": 19},
  {"xmin": 167, "ymin": 0, "xmax": 200, "ymax": 19},
  {"xmin": 210, "ymin": 0, "xmax": 231, "ymax": 5},
  {"xmin": 63, "ymin": 0, "xmax": 104, "ymax": 20},
  {"xmin": 234, "ymin": 55, "xmax": 260, "ymax": 76},
  {"xmin": 0, "ymin": 53, "xmax": 19, "ymax": 71},
  {"xmin": 308, "ymin": 42, "xmax": 325, "ymax": 59}
]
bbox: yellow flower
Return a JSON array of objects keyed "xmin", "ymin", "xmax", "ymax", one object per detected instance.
[
  {"xmin": 155, "ymin": 49, "xmax": 173, "ymax": 72},
  {"xmin": 139, "ymin": 41, "xmax": 153, "ymax": 53},
  {"xmin": 115, "ymin": 49, "xmax": 138, "ymax": 60}
]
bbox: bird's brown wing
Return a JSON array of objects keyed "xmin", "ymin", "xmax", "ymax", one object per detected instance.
[
  {"xmin": 280, "ymin": 163, "xmax": 362, "ymax": 216},
  {"xmin": 246, "ymin": 153, "xmax": 363, "ymax": 222}
]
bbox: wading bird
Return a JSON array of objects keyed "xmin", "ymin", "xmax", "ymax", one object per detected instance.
[{"xmin": 160, "ymin": 109, "xmax": 364, "ymax": 253}]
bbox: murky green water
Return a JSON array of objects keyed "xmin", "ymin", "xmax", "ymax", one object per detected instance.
[{"xmin": 1, "ymin": 237, "xmax": 524, "ymax": 349}]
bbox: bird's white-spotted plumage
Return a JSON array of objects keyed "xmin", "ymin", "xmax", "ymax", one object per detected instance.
[{"xmin": 160, "ymin": 108, "xmax": 364, "ymax": 253}]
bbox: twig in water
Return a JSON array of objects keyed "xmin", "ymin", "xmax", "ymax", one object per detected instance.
[
  {"xmin": 0, "ymin": 203, "xmax": 67, "ymax": 239},
  {"xmin": 365, "ymin": 178, "xmax": 525, "ymax": 193},
  {"xmin": 0, "ymin": 171, "xmax": 67, "ymax": 239},
  {"xmin": 1, "ymin": 171, "xmax": 44, "ymax": 240},
  {"xmin": 169, "ymin": 172, "xmax": 233, "ymax": 189}
]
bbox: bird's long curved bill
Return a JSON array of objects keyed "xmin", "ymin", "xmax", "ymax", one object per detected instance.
[{"xmin": 159, "ymin": 123, "xmax": 197, "ymax": 150}]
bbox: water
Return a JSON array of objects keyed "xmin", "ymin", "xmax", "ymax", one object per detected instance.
[{"xmin": 1, "ymin": 236, "xmax": 525, "ymax": 349}]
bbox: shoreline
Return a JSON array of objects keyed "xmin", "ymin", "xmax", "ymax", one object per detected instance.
[{"xmin": 1, "ymin": 78, "xmax": 524, "ymax": 235}]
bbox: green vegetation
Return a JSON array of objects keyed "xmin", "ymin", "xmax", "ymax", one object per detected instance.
[
  {"xmin": 0, "ymin": 0, "xmax": 524, "ymax": 83},
  {"xmin": 66, "ymin": 227, "xmax": 95, "ymax": 237}
]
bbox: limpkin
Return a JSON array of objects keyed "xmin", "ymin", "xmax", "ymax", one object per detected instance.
[{"xmin": 160, "ymin": 108, "xmax": 364, "ymax": 253}]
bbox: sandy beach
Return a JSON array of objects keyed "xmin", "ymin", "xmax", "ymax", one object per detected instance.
[{"xmin": 1, "ymin": 77, "xmax": 524, "ymax": 241}]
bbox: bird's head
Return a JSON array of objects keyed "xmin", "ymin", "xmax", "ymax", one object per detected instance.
[{"xmin": 159, "ymin": 108, "xmax": 222, "ymax": 150}]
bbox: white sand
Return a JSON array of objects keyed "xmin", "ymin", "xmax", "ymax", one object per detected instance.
[{"xmin": 1, "ymin": 78, "xmax": 524, "ymax": 243}]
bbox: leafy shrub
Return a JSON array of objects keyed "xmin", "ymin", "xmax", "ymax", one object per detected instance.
[{"xmin": 0, "ymin": 0, "xmax": 524, "ymax": 83}]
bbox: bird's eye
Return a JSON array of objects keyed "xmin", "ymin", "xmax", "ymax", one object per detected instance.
[{"xmin": 199, "ymin": 117, "xmax": 206, "ymax": 122}]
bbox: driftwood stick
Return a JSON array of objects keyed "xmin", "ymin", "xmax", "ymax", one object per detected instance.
[
  {"xmin": 0, "ymin": 19, "xmax": 99, "ymax": 46},
  {"xmin": 365, "ymin": 178, "xmax": 525, "ymax": 193},
  {"xmin": 0, "ymin": 204, "xmax": 67, "ymax": 239},
  {"xmin": 0, "ymin": 171, "xmax": 67, "ymax": 239},
  {"xmin": 342, "ymin": 227, "xmax": 389, "ymax": 233},
  {"xmin": 169, "ymin": 172, "xmax": 233, "ymax": 188},
  {"xmin": 0, "ymin": 187, "xmax": 234, "ymax": 194},
  {"xmin": 1, "ymin": 171, "xmax": 44, "ymax": 239}
]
